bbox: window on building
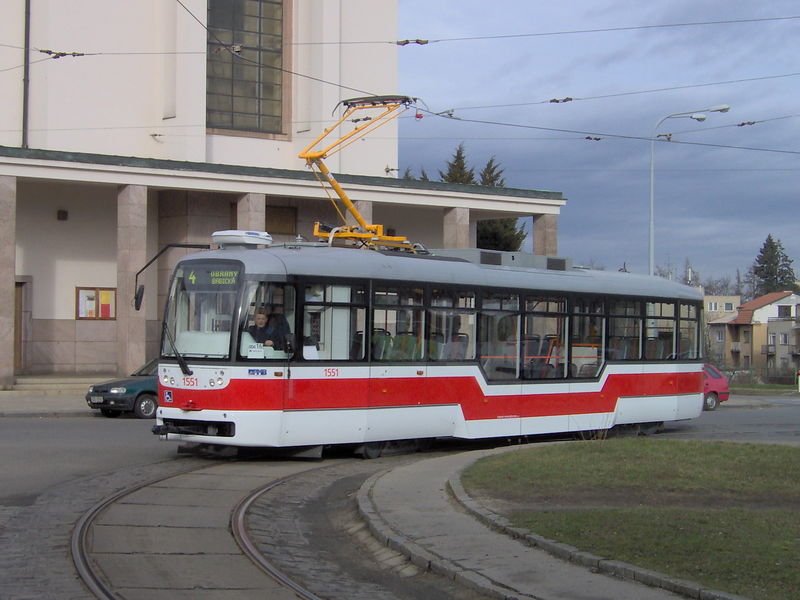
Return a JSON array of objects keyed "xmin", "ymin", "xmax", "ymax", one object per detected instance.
[
  {"xmin": 708, "ymin": 301, "xmax": 718, "ymax": 312},
  {"xmin": 76, "ymin": 287, "xmax": 116, "ymax": 320},
  {"xmin": 777, "ymin": 305, "xmax": 791, "ymax": 318},
  {"xmin": 207, "ymin": 0, "xmax": 284, "ymax": 134},
  {"xmin": 769, "ymin": 333, "xmax": 776, "ymax": 345},
  {"xmin": 724, "ymin": 302, "xmax": 734, "ymax": 311},
  {"xmin": 715, "ymin": 328, "xmax": 724, "ymax": 343},
  {"xmin": 780, "ymin": 333, "xmax": 789, "ymax": 345}
]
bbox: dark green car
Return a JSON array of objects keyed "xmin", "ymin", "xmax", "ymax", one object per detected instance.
[{"xmin": 86, "ymin": 359, "xmax": 158, "ymax": 419}]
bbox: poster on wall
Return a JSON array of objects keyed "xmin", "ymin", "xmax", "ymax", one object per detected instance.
[{"xmin": 76, "ymin": 287, "xmax": 116, "ymax": 320}]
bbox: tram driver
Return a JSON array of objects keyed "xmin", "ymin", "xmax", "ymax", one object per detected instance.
[{"xmin": 248, "ymin": 307, "xmax": 291, "ymax": 350}]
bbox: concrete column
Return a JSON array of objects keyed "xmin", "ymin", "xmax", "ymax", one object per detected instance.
[
  {"xmin": 0, "ymin": 176, "xmax": 16, "ymax": 387},
  {"xmin": 533, "ymin": 214, "xmax": 558, "ymax": 256},
  {"xmin": 117, "ymin": 185, "xmax": 148, "ymax": 376},
  {"xmin": 236, "ymin": 192, "xmax": 265, "ymax": 231},
  {"xmin": 443, "ymin": 207, "xmax": 470, "ymax": 249}
]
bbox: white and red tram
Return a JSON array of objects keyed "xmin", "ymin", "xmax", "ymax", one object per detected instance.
[{"xmin": 153, "ymin": 231, "xmax": 704, "ymax": 453}]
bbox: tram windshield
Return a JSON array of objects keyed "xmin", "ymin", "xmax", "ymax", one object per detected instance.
[{"xmin": 162, "ymin": 261, "xmax": 241, "ymax": 359}]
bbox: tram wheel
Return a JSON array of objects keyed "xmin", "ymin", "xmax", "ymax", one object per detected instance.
[{"xmin": 359, "ymin": 441, "xmax": 385, "ymax": 459}]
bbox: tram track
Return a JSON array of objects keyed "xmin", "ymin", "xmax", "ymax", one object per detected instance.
[
  {"xmin": 71, "ymin": 455, "xmax": 488, "ymax": 600},
  {"xmin": 70, "ymin": 451, "xmax": 488, "ymax": 600}
]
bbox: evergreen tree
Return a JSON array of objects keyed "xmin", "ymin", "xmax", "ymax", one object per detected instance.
[
  {"xmin": 751, "ymin": 234, "xmax": 798, "ymax": 296},
  {"xmin": 478, "ymin": 156, "xmax": 505, "ymax": 187},
  {"xmin": 475, "ymin": 155, "xmax": 525, "ymax": 251},
  {"xmin": 401, "ymin": 166, "xmax": 415, "ymax": 180},
  {"xmin": 438, "ymin": 143, "xmax": 475, "ymax": 184}
]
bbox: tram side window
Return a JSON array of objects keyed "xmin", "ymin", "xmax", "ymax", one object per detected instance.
[
  {"xmin": 480, "ymin": 293, "xmax": 520, "ymax": 380},
  {"xmin": 522, "ymin": 296, "xmax": 567, "ymax": 379},
  {"xmin": 571, "ymin": 299, "xmax": 604, "ymax": 378},
  {"xmin": 607, "ymin": 300, "xmax": 642, "ymax": 361},
  {"xmin": 678, "ymin": 303, "xmax": 700, "ymax": 359},
  {"xmin": 238, "ymin": 282, "xmax": 296, "ymax": 360},
  {"xmin": 372, "ymin": 286, "xmax": 424, "ymax": 361},
  {"xmin": 302, "ymin": 283, "xmax": 366, "ymax": 360},
  {"xmin": 428, "ymin": 289, "xmax": 476, "ymax": 361},
  {"xmin": 645, "ymin": 302, "xmax": 676, "ymax": 360}
]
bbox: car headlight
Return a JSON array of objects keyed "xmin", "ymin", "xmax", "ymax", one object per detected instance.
[
  {"xmin": 88, "ymin": 386, "xmax": 94, "ymax": 393},
  {"xmin": 110, "ymin": 387, "xmax": 127, "ymax": 394}
]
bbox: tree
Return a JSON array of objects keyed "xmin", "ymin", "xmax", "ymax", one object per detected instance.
[
  {"xmin": 478, "ymin": 156, "xmax": 505, "ymax": 187},
  {"xmin": 750, "ymin": 234, "xmax": 798, "ymax": 297},
  {"xmin": 438, "ymin": 143, "xmax": 475, "ymax": 184},
  {"xmin": 475, "ymin": 155, "xmax": 526, "ymax": 251}
]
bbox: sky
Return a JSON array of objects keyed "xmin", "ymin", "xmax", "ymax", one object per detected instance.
[{"xmin": 396, "ymin": 0, "xmax": 799, "ymax": 284}]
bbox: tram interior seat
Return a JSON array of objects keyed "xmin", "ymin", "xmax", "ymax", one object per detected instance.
[
  {"xmin": 372, "ymin": 329, "xmax": 393, "ymax": 360},
  {"xmin": 392, "ymin": 331, "xmax": 421, "ymax": 360},
  {"xmin": 351, "ymin": 331, "xmax": 364, "ymax": 360},
  {"xmin": 445, "ymin": 333, "xmax": 469, "ymax": 360},
  {"xmin": 578, "ymin": 362, "xmax": 600, "ymax": 377},
  {"xmin": 429, "ymin": 332, "xmax": 445, "ymax": 360}
]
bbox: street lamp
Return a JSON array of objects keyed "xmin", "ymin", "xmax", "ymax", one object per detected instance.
[{"xmin": 648, "ymin": 104, "xmax": 730, "ymax": 276}]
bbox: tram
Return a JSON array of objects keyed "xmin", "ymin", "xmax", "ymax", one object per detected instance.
[
  {"xmin": 152, "ymin": 231, "xmax": 703, "ymax": 455},
  {"xmin": 150, "ymin": 96, "xmax": 703, "ymax": 456}
]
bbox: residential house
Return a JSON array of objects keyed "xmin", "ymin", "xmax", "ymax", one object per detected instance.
[
  {"xmin": 707, "ymin": 291, "xmax": 800, "ymax": 376},
  {"xmin": 703, "ymin": 294, "xmax": 740, "ymax": 363}
]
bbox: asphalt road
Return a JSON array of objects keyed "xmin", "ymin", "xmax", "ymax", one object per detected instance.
[{"xmin": 0, "ymin": 415, "xmax": 175, "ymax": 507}]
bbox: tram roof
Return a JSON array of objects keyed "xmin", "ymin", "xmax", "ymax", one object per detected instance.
[{"xmin": 183, "ymin": 245, "xmax": 702, "ymax": 302}]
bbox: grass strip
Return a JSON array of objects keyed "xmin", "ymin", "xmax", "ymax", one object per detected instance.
[{"xmin": 462, "ymin": 439, "xmax": 800, "ymax": 600}]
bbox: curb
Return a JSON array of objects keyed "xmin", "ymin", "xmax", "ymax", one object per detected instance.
[
  {"xmin": 356, "ymin": 469, "xmax": 530, "ymax": 600},
  {"xmin": 446, "ymin": 457, "xmax": 752, "ymax": 600}
]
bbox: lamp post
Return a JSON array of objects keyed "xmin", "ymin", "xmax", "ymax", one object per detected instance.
[{"xmin": 648, "ymin": 104, "xmax": 730, "ymax": 276}]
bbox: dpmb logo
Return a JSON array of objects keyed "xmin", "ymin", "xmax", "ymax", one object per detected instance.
[{"xmin": 163, "ymin": 390, "xmax": 173, "ymax": 403}]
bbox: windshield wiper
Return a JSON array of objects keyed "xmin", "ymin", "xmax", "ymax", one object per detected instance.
[{"xmin": 162, "ymin": 321, "xmax": 193, "ymax": 376}]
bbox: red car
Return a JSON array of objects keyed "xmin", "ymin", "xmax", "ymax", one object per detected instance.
[{"xmin": 702, "ymin": 364, "xmax": 730, "ymax": 411}]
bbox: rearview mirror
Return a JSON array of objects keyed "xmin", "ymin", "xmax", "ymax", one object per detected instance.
[{"xmin": 134, "ymin": 284, "xmax": 144, "ymax": 311}]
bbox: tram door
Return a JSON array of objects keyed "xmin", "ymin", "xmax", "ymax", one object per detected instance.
[{"xmin": 368, "ymin": 288, "xmax": 429, "ymax": 440}]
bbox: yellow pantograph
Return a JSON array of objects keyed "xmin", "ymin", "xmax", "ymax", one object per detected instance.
[{"xmin": 298, "ymin": 95, "xmax": 421, "ymax": 252}]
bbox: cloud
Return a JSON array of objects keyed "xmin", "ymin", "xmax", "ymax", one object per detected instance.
[{"xmin": 398, "ymin": 0, "xmax": 800, "ymax": 280}]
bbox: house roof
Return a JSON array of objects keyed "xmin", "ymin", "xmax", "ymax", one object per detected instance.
[{"xmin": 729, "ymin": 291, "xmax": 794, "ymax": 325}]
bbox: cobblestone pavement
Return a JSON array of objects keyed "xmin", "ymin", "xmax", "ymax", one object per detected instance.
[{"xmin": 0, "ymin": 458, "xmax": 205, "ymax": 600}]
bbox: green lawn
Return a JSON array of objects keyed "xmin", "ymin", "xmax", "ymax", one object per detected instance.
[{"xmin": 461, "ymin": 439, "xmax": 800, "ymax": 600}]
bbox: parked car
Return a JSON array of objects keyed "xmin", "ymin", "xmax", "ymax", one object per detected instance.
[
  {"xmin": 86, "ymin": 359, "xmax": 158, "ymax": 419},
  {"xmin": 702, "ymin": 363, "xmax": 730, "ymax": 411}
]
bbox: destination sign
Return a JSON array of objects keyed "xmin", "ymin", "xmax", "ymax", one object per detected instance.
[{"xmin": 182, "ymin": 262, "xmax": 241, "ymax": 291}]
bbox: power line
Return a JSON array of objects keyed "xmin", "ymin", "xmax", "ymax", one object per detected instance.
[
  {"xmin": 417, "ymin": 109, "xmax": 800, "ymax": 155},
  {"xmin": 279, "ymin": 15, "xmax": 800, "ymax": 45},
  {"xmin": 415, "ymin": 15, "xmax": 800, "ymax": 44},
  {"xmin": 445, "ymin": 73, "xmax": 800, "ymax": 112}
]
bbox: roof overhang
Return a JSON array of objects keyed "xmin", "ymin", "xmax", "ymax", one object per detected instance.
[{"xmin": 0, "ymin": 146, "xmax": 565, "ymax": 215}]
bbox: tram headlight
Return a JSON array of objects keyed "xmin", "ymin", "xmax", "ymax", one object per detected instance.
[
  {"xmin": 209, "ymin": 378, "xmax": 215, "ymax": 387},
  {"xmin": 216, "ymin": 376, "xmax": 224, "ymax": 386}
]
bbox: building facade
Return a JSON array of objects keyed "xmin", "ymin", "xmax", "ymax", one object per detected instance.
[
  {"xmin": 707, "ymin": 291, "xmax": 800, "ymax": 377},
  {"xmin": 0, "ymin": 1, "xmax": 564, "ymax": 382}
]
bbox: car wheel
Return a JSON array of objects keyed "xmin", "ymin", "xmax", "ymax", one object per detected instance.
[
  {"xmin": 100, "ymin": 408, "xmax": 120, "ymax": 418},
  {"xmin": 703, "ymin": 392, "xmax": 719, "ymax": 411},
  {"xmin": 134, "ymin": 393, "xmax": 158, "ymax": 419}
]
